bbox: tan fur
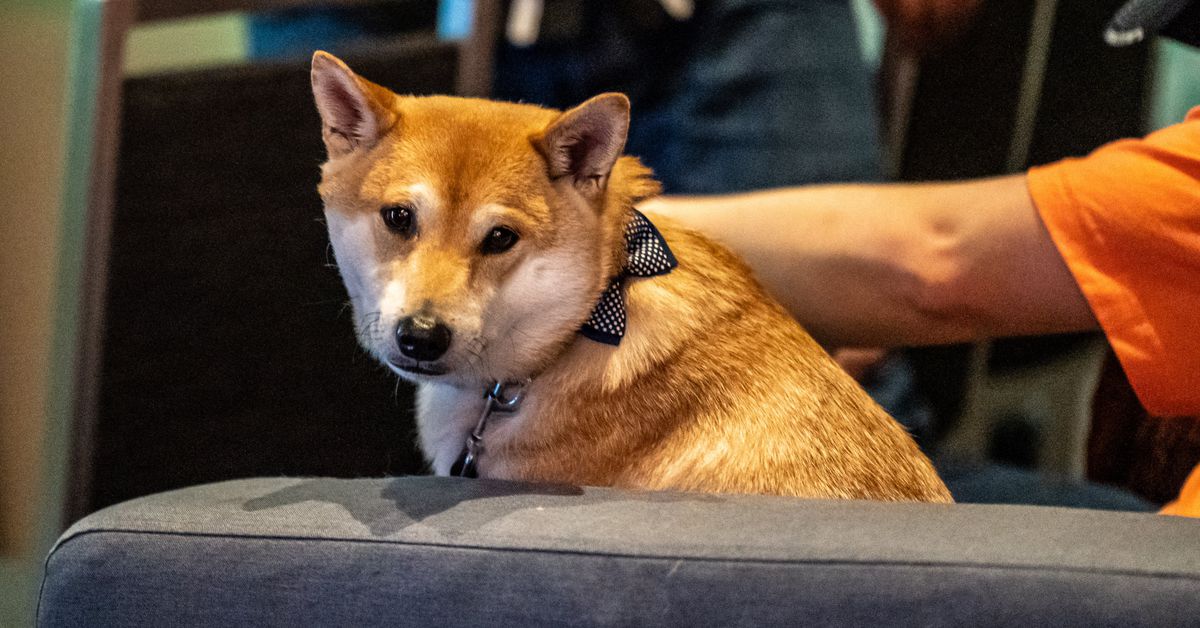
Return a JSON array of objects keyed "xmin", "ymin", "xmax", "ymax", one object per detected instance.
[{"xmin": 312, "ymin": 51, "xmax": 952, "ymax": 502}]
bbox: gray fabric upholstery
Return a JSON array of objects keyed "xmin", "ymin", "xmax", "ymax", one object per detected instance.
[{"xmin": 39, "ymin": 477, "xmax": 1200, "ymax": 626}]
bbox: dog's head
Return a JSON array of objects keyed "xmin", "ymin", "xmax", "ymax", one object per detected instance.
[{"xmin": 311, "ymin": 52, "xmax": 659, "ymax": 386}]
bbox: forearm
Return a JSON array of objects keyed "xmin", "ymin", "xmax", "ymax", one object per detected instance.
[{"xmin": 643, "ymin": 175, "xmax": 1097, "ymax": 347}]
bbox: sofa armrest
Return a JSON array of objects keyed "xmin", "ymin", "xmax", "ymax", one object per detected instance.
[{"xmin": 38, "ymin": 476, "xmax": 1200, "ymax": 626}]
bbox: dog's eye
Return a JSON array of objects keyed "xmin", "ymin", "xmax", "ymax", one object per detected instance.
[
  {"xmin": 381, "ymin": 205, "xmax": 415, "ymax": 236},
  {"xmin": 481, "ymin": 226, "xmax": 519, "ymax": 255}
]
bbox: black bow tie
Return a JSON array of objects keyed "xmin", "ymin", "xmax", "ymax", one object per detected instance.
[{"xmin": 579, "ymin": 210, "xmax": 678, "ymax": 345}]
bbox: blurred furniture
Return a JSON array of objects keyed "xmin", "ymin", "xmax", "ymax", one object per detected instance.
[
  {"xmin": 943, "ymin": 336, "xmax": 1109, "ymax": 478},
  {"xmin": 76, "ymin": 48, "xmax": 458, "ymax": 515},
  {"xmin": 38, "ymin": 477, "xmax": 1200, "ymax": 626},
  {"xmin": 67, "ymin": 0, "xmax": 501, "ymax": 521},
  {"xmin": 136, "ymin": 0, "xmax": 410, "ymax": 19},
  {"xmin": 134, "ymin": 0, "xmax": 501, "ymax": 95},
  {"xmin": 65, "ymin": 0, "xmax": 137, "ymax": 524}
]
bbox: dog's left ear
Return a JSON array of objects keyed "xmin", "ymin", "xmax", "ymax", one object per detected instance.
[
  {"xmin": 532, "ymin": 93, "xmax": 630, "ymax": 201},
  {"xmin": 311, "ymin": 51, "xmax": 397, "ymax": 158}
]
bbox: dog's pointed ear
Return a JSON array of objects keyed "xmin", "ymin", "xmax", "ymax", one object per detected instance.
[
  {"xmin": 311, "ymin": 51, "xmax": 396, "ymax": 157},
  {"xmin": 532, "ymin": 93, "xmax": 630, "ymax": 200}
]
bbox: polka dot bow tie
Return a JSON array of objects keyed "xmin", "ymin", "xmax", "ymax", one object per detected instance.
[{"xmin": 579, "ymin": 210, "xmax": 678, "ymax": 346}]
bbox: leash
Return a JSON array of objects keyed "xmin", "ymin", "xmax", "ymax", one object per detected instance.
[{"xmin": 451, "ymin": 380, "xmax": 528, "ymax": 478}]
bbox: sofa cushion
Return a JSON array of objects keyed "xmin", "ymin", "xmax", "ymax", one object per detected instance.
[{"xmin": 39, "ymin": 476, "xmax": 1200, "ymax": 626}]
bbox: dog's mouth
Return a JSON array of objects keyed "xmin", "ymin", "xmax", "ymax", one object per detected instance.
[{"xmin": 388, "ymin": 361, "xmax": 448, "ymax": 377}]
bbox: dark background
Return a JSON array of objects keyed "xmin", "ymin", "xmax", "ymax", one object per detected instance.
[{"xmin": 86, "ymin": 44, "xmax": 455, "ymax": 511}]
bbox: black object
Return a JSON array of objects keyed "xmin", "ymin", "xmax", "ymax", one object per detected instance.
[
  {"xmin": 1107, "ymin": 0, "xmax": 1200, "ymax": 46},
  {"xmin": 988, "ymin": 414, "xmax": 1043, "ymax": 469},
  {"xmin": 82, "ymin": 43, "xmax": 457, "ymax": 515}
]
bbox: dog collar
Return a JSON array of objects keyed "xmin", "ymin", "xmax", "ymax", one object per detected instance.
[{"xmin": 579, "ymin": 210, "xmax": 678, "ymax": 345}]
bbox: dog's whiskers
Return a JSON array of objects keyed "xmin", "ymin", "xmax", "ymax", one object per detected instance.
[
  {"xmin": 324, "ymin": 242, "xmax": 338, "ymax": 269},
  {"xmin": 354, "ymin": 311, "xmax": 389, "ymax": 350},
  {"xmin": 460, "ymin": 336, "xmax": 488, "ymax": 381}
]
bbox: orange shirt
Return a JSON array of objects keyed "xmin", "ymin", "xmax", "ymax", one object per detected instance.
[{"xmin": 1027, "ymin": 107, "xmax": 1200, "ymax": 516}]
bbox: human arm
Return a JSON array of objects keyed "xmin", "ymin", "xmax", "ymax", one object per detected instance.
[{"xmin": 642, "ymin": 174, "xmax": 1098, "ymax": 348}]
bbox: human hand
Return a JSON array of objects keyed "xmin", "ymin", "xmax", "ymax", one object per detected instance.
[{"xmin": 874, "ymin": 0, "xmax": 983, "ymax": 56}]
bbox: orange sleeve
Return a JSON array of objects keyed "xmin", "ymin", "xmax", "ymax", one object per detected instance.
[{"xmin": 1027, "ymin": 107, "xmax": 1200, "ymax": 418}]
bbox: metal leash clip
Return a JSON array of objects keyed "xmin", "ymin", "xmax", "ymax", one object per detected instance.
[{"xmin": 457, "ymin": 380, "xmax": 528, "ymax": 477}]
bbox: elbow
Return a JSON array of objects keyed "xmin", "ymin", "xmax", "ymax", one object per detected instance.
[{"xmin": 899, "ymin": 221, "xmax": 979, "ymax": 342}]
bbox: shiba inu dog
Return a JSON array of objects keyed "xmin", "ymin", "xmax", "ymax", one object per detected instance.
[{"xmin": 311, "ymin": 51, "xmax": 951, "ymax": 502}]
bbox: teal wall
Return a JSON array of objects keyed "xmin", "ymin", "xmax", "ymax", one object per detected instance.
[
  {"xmin": 1150, "ymin": 39, "xmax": 1200, "ymax": 130},
  {"xmin": 0, "ymin": 0, "xmax": 97, "ymax": 624}
]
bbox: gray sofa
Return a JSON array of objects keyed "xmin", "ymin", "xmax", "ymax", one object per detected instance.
[{"xmin": 38, "ymin": 476, "xmax": 1200, "ymax": 626}]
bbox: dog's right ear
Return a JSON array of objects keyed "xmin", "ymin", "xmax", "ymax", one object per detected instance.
[
  {"xmin": 311, "ymin": 51, "xmax": 396, "ymax": 158},
  {"xmin": 532, "ymin": 93, "xmax": 631, "ymax": 202}
]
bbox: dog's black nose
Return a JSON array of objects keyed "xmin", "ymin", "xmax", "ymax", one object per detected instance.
[{"xmin": 395, "ymin": 314, "xmax": 452, "ymax": 362}]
